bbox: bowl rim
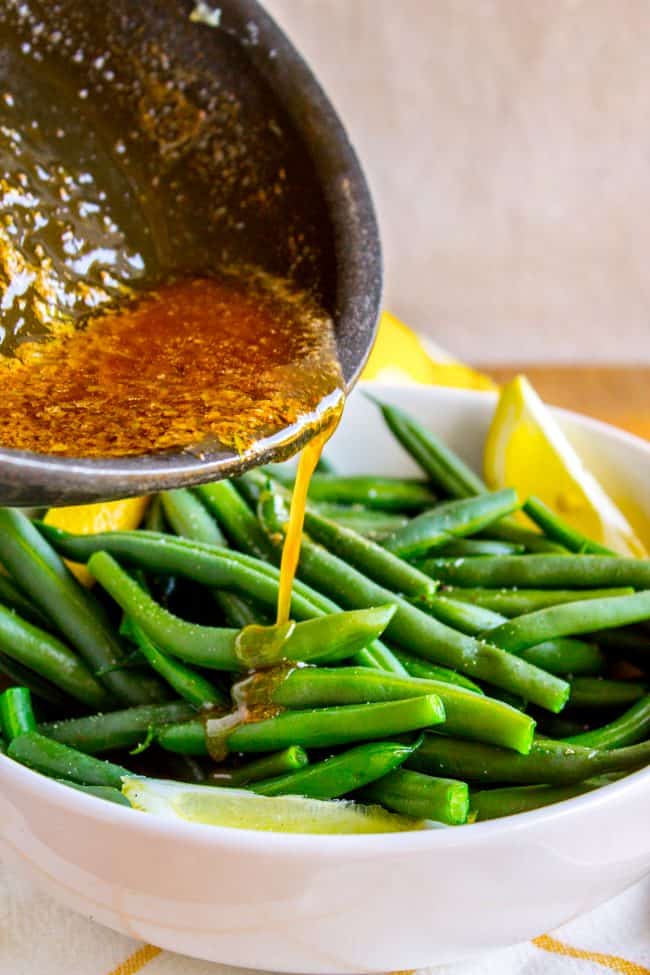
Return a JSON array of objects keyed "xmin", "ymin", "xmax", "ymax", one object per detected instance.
[
  {"xmin": 1, "ymin": 383, "xmax": 649, "ymax": 854},
  {"xmin": 0, "ymin": 0, "xmax": 382, "ymax": 505}
]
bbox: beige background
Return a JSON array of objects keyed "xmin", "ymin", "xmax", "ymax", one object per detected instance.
[{"xmin": 265, "ymin": 0, "xmax": 650, "ymax": 364}]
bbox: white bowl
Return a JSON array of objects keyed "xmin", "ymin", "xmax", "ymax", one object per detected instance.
[{"xmin": 0, "ymin": 383, "xmax": 648, "ymax": 973}]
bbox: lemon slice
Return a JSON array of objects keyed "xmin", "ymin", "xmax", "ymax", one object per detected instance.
[
  {"xmin": 485, "ymin": 376, "xmax": 646, "ymax": 557},
  {"xmin": 44, "ymin": 497, "xmax": 149, "ymax": 585},
  {"xmin": 362, "ymin": 311, "xmax": 496, "ymax": 390},
  {"xmin": 123, "ymin": 777, "xmax": 424, "ymax": 834}
]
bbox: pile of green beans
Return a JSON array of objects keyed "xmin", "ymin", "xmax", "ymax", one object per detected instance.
[{"xmin": 0, "ymin": 396, "xmax": 646, "ymax": 830}]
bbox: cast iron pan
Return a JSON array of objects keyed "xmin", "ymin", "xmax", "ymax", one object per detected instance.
[{"xmin": 0, "ymin": 0, "xmax": 381, "ymax": 505}]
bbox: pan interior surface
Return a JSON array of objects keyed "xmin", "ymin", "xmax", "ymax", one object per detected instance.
[{"xmin": 0, "ymin": 0, "xmax": 336, "ymax": 353}]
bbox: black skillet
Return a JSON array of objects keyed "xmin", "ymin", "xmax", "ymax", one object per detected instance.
[{"xmin": 0, "ymin": 0, "xmax": 381, "ymax": 505}]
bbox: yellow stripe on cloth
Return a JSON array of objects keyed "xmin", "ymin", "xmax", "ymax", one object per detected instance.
[
  {"xmin": 102, "ymin": 933, "xmax": 649, "ymax": 974},
  {"xmin": 534, "ymin": 934, "xmax": 650, "ymax": 974},
  {"xmin": 106, "ymin": 953, "xmax": 418, "ymax": 975},
  {"xmin": 106, "ymin": 944, "xmax": 162, "ymax": 975}
]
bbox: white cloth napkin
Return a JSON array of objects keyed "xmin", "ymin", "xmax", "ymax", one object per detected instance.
[{"xmin": 1, "ymin": 862, "xmax": 648, "ymax": 975}]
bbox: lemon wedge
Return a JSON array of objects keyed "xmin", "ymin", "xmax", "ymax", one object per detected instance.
[
  {"xmin": 485, "ymin": 376, "xmax": 646, "ymax": 557},
  {"xmin": 123, "ymin": 777, "xmax": 423, "ymax": 834},
  {"xmin": 362, "ymin": 311, "xmax": 496, "ymax": 390},
  {"xmin": 44, "ymin": 497, "xmax": 149, "ymax": 585}
]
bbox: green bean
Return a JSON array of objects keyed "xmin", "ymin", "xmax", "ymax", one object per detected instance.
[
  {"xmin": 434, "ymin": 538, "xmax": 524, "ymax": 557},
  {"xmin": 370, "ymin": 397, "xmax": 485, "ymax": 497},
  {"xmin": 563, "ymin": 695, "xmax": 650, "ymax": 749},
  {"xmin": 0, "ymin": 603, "xmax": 112, "ymax": 709},
  {"xmin": 418, "ymin": 555, "xmax": 650, "ymax": 589},
  {"xmin": 141, "ymin": 500, "xmax": 176, "ymax": 602},
  {"xmin": 258, "ymin": 491, "xmax": 570, "ymax": 712},
  {"xmin": 0, "ymin": 510, "xmax": 166, "ymax": 705},
  {"xmin": 244, "ymin": 665, "xmax": 534, "ymax": 753},
  {"xmin": 567, "ymin": 677, "xmax": 647, "ymax": 709},
  {"xmin": 427, "ymin": 595, "xmax": 506, "ymax": 633},
  {"xmin": 408, "ymin": 732, "xmax": 650, "ymax": 784},
  {"xmin": 214, "ymin": 593, "xmax": 267, "ymax": 629},
  {"xmin": 442, "ymin": 586, "xmax": 634, "ymax": 616},
  {"xmin": 144, "ymin": 496, "xmax": 167, "ymax": 533},
  {"xmin": 254, "ymin": 741, "xmax": 416, "ymax": 799},
  {"xmin": 354, "ymin": 643, "xmax": 409, "ymax": 676},
  {"xmin": 158, "ymin": 700, "xmax": 440, "ymax": 758},
  {"xmin": 125, "ymin": 619, "xmax": 226, "ymax": 709},
  {"xmin": 41, "ymin": 701, "xmax": 196, "ymax": 753},
  {"xmin": 521, "ymin": 640, "xmax": 604, "ymax": 677},
  {"xmin": 427, "ymin": 596, "xmax": 605, "ymax": 676},
  {"xmin": 211, "ymin": 747, "xmax": 309, "ymax": 787},
  {"xmin": 260, "ymin": 464, "xmax": 436, "ymax": 516},
  {"xmin": 89, "ymin": 550, "xmax": 397, "ymax": 670},
  {"xmin": 161, "ymin": 489, "xmax": 226, "ymax": 546},
  {"xmin": 232, "ymin": 471, "xmax": 267, "ymax": 507},
  {"xmin": 158, "ymin": 696, "xmax": 446, "ymax": 757},
  {"xmin": 314, "ymin": 505, "xmax": 409, "ymax": 541},
  {"xmin": 359, "ymin": 768, "xmax": 469, "ymax": 825},
  {"xmin": 383, "ymin": 490, "xmax": 519, "ymax": 559},
  {"xmin": 391, "ymin": 648, "xmax": 484, "ymax": 693},
  {"xmin": 220, "ymin": 695, "xmax": 445, "ymax": 753},
  {"xmin": 160, "ymin": 486, "xmax": 268, "ymax": 631},
  {"xmin": 0, "ymin": 652, "xmax": 73, "ymax": 708},
  {"xmin": 56, "ymin": 780, "xmax": 132, "ymax": 806},
  {"xmin": 195, "ymin": 481, "xmax": 275, "ymax": 560},
  {"xmin": 301, "ymin": 506, "xmax": 437, "ymax": 600},
  {"xmin": 483, "ymin": 522, "xmax": 569, "ymax": 554},
  {"xmin": 471, "ymin": 781, "xmax": 600, "ymax": 820},
  {"xmin": 485, "ymin": 592, "xmax": 650, "ymax": 652},
  {"xmin": 0, "ymin": 573, "xmax": 50, "ymax": 628},
  {"xmin": 0, "ymin": 687, "xmax": 36, "ymax": 741},
  {"xmin": 367, "ymin": 398, "xmax": 564, "ymax": 555},
  {"xmin": 155, "ymin": 719, "xmax": 207, "ymax": 754},
  {"xmin": 278, "ymin": 474, "xmax": 437, "ymax": 511},
  {"xmin": 315, "ymin": 455, "xmax": 336, "ymax": 474},
  {"xmin": 8, "ymin": 731, "xmax": 129, "ymax": 787},
  {"xmin": 523, "ymin": 496, "xmax": 617, "ymax": 555}
]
